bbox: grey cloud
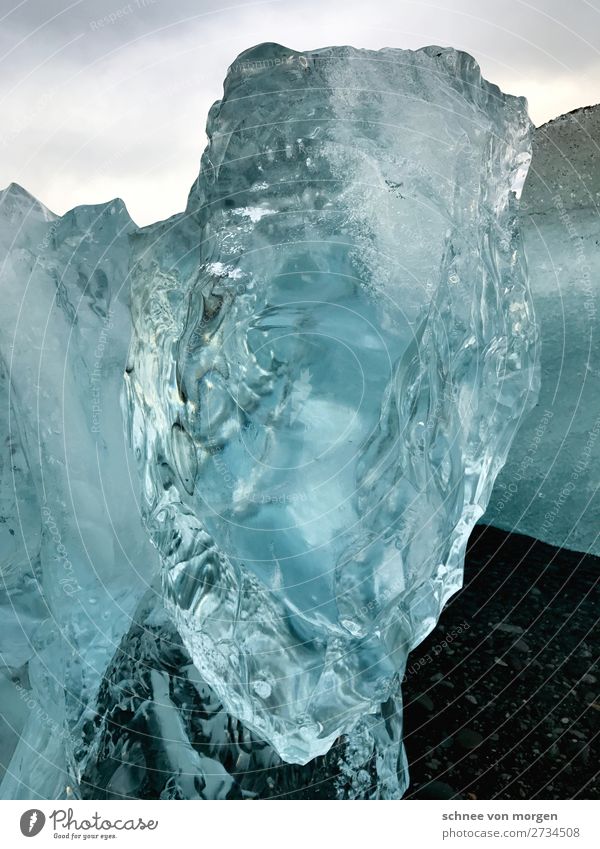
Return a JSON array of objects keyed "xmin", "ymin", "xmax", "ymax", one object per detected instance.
[{"xmin": 1, "ymin": 0, "xmax": 598, "ymax": 223}]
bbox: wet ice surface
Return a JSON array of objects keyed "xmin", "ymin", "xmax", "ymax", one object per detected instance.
[
  {"xmin": 0, "ymin": 43, "xmax": 542, "ymax": 797},
  {"xmin": 484, "ymin": 105, "xmax": 600, "ymax": 557}
]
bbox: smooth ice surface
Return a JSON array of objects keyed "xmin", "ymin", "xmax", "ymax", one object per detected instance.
[
  {"xmin": 126, "ymin": 44, "xmax": 537, "ymax": 766},
  {"xmin": 0, "ymin": 185, "xmax": 159, "ymax": 798},
  {"xmin": 485, "ymin": 105, "xmax": 600, "ymax": 556},
  {"xmin": 0, "ymin": 43, "xmax": 540, "ymax": 799}
]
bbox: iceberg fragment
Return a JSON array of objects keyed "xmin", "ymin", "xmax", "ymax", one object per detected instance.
[
  {"xmin": 125, "ymin": 44, "xmax": 538, "ymax": 767},
  {"xmin": 0, "ymin": 43, "xmax": 540, "ymax": 799},
  {"xmin": 485, "ymin": 104, "xmax": 600, "ymax": 556},
  {"xmin": 0, "ymin": 185, "xmax": 159, "ymax": 798}
]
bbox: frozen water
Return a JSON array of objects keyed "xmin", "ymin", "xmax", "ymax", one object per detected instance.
[
  {"xmin": 0, "ymin": 43, "xmax": 541, "ymax": 798},
  {"xmin": 0, "ymin": 184, "xmax": 159, "ymax": 797},
  {"xmin": 126, "ymin": 44, "xmax": 537, "ymax": 766},
  {"xmin": 485, "ymin": 105, "xmax": 600, "ymax": 556}
]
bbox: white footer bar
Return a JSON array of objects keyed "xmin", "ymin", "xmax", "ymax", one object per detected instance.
[{"xmin": 1, "ymin": 799, "xmax": 596, "ymax": 848}]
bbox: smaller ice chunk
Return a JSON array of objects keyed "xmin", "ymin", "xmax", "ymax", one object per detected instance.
[{"xmin": 486, "ymin": 104, "xmax": 600, "ymax": 556}]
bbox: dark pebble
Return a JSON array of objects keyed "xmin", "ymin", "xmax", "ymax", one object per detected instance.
[
  {"xmin": 416, "ymin": 693, "xmax": 435, "ymax": 712},
  {"xmin": 457, "ymin": 729, "xmax": 483, "ymax": 749},
  {"xmin": 413, "ymin": 780, "xmax": 456, "ymax": 799}
]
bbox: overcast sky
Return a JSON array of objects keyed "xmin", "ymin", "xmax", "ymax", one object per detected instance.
[{"xmin": 1, "ymin": 0, "xmax": 599, "ymax": 225}]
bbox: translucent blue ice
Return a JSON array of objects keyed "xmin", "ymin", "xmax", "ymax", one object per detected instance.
[
  {"xmin": 126, "ymin": 45, "xmax": 537, "ymax": 768},
  {"xmin": 0, "ymin": 44, "xmax": 539, "ymax": 798}
]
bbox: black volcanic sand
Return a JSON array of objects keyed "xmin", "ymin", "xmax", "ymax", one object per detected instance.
[{"xmin": 403, "ymin": 524, "xmax": 599, "ymax": 800}]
